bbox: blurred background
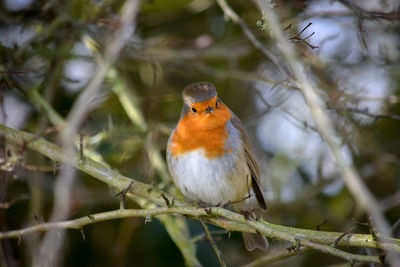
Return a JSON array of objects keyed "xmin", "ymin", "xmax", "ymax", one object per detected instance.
[{"xmin": 1, "ymin": 0, "xmax": 399, "ymax": 266}]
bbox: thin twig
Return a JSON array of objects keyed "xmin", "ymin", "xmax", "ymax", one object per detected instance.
[
  {"xmin": 333, "ymin": 227, "xmax": 355, "ymax": 247},
  {"xmin": 300, "ymin": 239, "xmax": 382, "ymax": 264},
  {"xmin": 288, "ymin": 22, "xmax": 319, "ymax": 49},
  {"xmin": 201, "ymin": 220, "xmax": 226, "ymax": 267},
  {"xmin": 192, "ymin": 230, "xmax": 228, "ymax": 243},
  {"xmin": 317, "ymin": 220, "xmax": 328, "ymax": 231},
  {"xmin": 115, "ymin": 181, "xmax": 134, "ymax": 209},
  {"xmin": 332, "ymin": 106, "xmax": 400, "ymax": 121},
  {"xmin": 79, "ymin": 133, "xmax": 84, "ymax": 162},
  {"xmin": 243, "ymin": 248, "xmax": 306, "ymax": 267},
  {"xmin": 0, "ymin": 195, "xmax": 29, "ymax": 209},
  {"xmin": 215, "ymin": 0, "xmax": 291, "ymax": 80}
]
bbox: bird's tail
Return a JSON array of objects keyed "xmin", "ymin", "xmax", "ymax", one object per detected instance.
[{"xmin": 242, "ymin": 232, "xmax": 269, "ymax": 251}]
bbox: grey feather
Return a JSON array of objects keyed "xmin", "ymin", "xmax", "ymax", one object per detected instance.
[
  {"xmin": 182, "ymin": 82, "xmax": 217, "ymax": 104},
  {"xmin": 230, "ymin": 114, "xmax": 267, "ymax": 210}
]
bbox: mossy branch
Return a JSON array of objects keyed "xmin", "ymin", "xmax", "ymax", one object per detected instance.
[
  {"xmin": 1, "ymin": 124, "xmax": 400, "ymax": 265},
  {"xmin": 0, "ymin": 206, "xmax": 392, "ymax": 265}
]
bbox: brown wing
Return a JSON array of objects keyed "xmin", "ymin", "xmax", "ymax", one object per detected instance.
[{"xmin": 230, "ymin": 114, "xmax": 267, "ymax": 210}]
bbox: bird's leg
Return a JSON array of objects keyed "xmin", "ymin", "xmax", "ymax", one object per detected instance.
[
  {"xmin": 196, "ymin": 201, "xmax": 215, "ymax": 214},
  {"xmin": 221, "ymin": 194, "xmax": 253, "ymax": 208},
  {"xmin": 243, "ymin": 208, "xmax": 258, "ymax": 220}
]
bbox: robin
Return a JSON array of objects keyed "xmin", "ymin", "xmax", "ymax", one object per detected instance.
[{"xmin": 166, "ymin": 82, "xmax": 268, "ymax": 251}]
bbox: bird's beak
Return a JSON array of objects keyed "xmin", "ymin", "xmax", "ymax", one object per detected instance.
[{"xmin": 205, "ymin": 106, "xmax": 214, "ymax": 113}]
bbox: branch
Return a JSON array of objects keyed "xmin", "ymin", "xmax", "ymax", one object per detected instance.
[
  {"xmin": 243, "ymin": 248, "xmax": 306, "ymax": 267},
  {"xmin": 331, "ymin": 106, "xmax": 400, "ymax": 121},
  {"xmin": 201, "ymin": 220, "xmax": 226, "ymax": 267},
  {"xmin": 288, "ymin": 22, "xmax": 319, "ymax": 49},
  {"xmin": 215, "ymin": 0, "xmax": 290, "ymax": 80},
  {"xmin": 1, "ymin": 124, "xmax": 400, "ymax": 265},
  {"xmin": 256, "ymin": 1, "xmax": 398, "ymax": 264},
  {"xmin": 0, "ymin": 206, "xmax": 392, "ymax": 265}
]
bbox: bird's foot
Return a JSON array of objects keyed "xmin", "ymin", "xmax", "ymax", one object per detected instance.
[{"xmin": 243, "ymin": 208, "xmax": 258, "ymax": 220}]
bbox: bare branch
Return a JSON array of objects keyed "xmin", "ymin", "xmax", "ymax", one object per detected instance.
[
  {"xmin": 332, "ymin": 106, "xmax": 400, "ymax": 121},
  {"xmin": 0, "ymin": 204, "xmax": 391, "ymax": 265},
  {"xmin": 256, "ymin": 0, "xmax": 398, "ymax": 264},
  {"xmin": 288, "ymin": 22, "xmax": 319, "ymax": 49},
  {"xmin": 215, "ymin": 0, "xmax": 291, "ymax": 80},
  {"xmin": 201, "ymin": 220, "xmax": 226, "ymax": 267},
  {"xmin": 0, "ymin": 124, "xmax": 399, "ymax": 265}
]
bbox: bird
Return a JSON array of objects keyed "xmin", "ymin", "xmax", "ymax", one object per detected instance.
[{"xmin": 166, "ymin": 82, "xmax": 268, "ymax": 251}]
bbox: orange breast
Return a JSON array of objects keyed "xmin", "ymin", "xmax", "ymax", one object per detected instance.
[{"xmin": 169, "ymin": 101, "xmax": 232, "ymax": 159}]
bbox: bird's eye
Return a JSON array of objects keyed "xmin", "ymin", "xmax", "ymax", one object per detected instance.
[{"xmin": 191, "ymin": 107, "xmax": 197, "ymax": 114}]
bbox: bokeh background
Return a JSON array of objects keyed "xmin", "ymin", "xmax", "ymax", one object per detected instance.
[{"xmin": 1, "ymin": 0, "xmax": 400, "ymax": 266}]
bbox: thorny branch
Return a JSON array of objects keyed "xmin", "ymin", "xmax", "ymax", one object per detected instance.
[
  {"xmin": 0, "ymin": 124, "xmax": 399, "ymax": 265},
  {"xmin": 256, "ymin": 0, "xmax": 399, "ymax": 264}
]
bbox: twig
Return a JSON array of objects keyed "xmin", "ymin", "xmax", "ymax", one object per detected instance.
[
  {"xmin": 317, "ymin": 220, "xmax": 328, "ymax": 231},
  {"xmin": 243, "ymin": 248, "xmax": 306, "ymax": 267},
  {"xmin": 337, "ymin": 0, "xmax": 400, "ymax": 49},
  {"xmin": 0, "ymin": 195, "xmax": 29, "ymax": 209},
  {"xmin": 19, "ymin": 161, "xmax": 59, "ymax": 172},
  {"xmin": 192, "ymin": 230, "xmax": 228, "ymax": 243},
  {"xmin": 300, "ymin": 239, "xmax": 382, "ymax": 264},
  {"xmin": 333, "ymin": 227, "xmax": 355, "ymax": 247},
  {"xmin": 201, "ymin": 220, "xmax": 226, "ymax": 267},
  {"xmin": 381, "ymin": 191, "xmax": 400, "ymax": 212},
  {"xmin": 79, "ymin": 133, "xmax": 84, "ymax": 162},
  {"xmin": 288, "ymin": 22, "xmax": 319, "ymax": 49},
  {"xmin": 115, "ymin": 181, "xmax": 134, "ymax": 209},
  {"xmin": 256, "ymin": 1, "xmax": 396, "ymax": 264},
  {"xmin": 292, "ymin": 9, "xmax": 400, "ymax": 23},
  {"xmin": 332, "ymin": 106, "xmax": 400, "ymax": 121},
  {"xmin": 392, "ymin": 218, "xmax": 400, "ymax": 235},
  {"xmin": 289, "ymin": 22, "xmax": 313, "ymax": 39},
  {"xmin": 0, "ymin": 93, "xmax": 7, "ymax": 123},
  {"xmin": 215, "ymin": 0, "xmax": 291, "ymax": 80}
]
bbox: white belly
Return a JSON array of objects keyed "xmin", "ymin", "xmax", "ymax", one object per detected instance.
[{"xmin": 167, "ymin": 123, "xmax": 251, "ymax": 205}]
